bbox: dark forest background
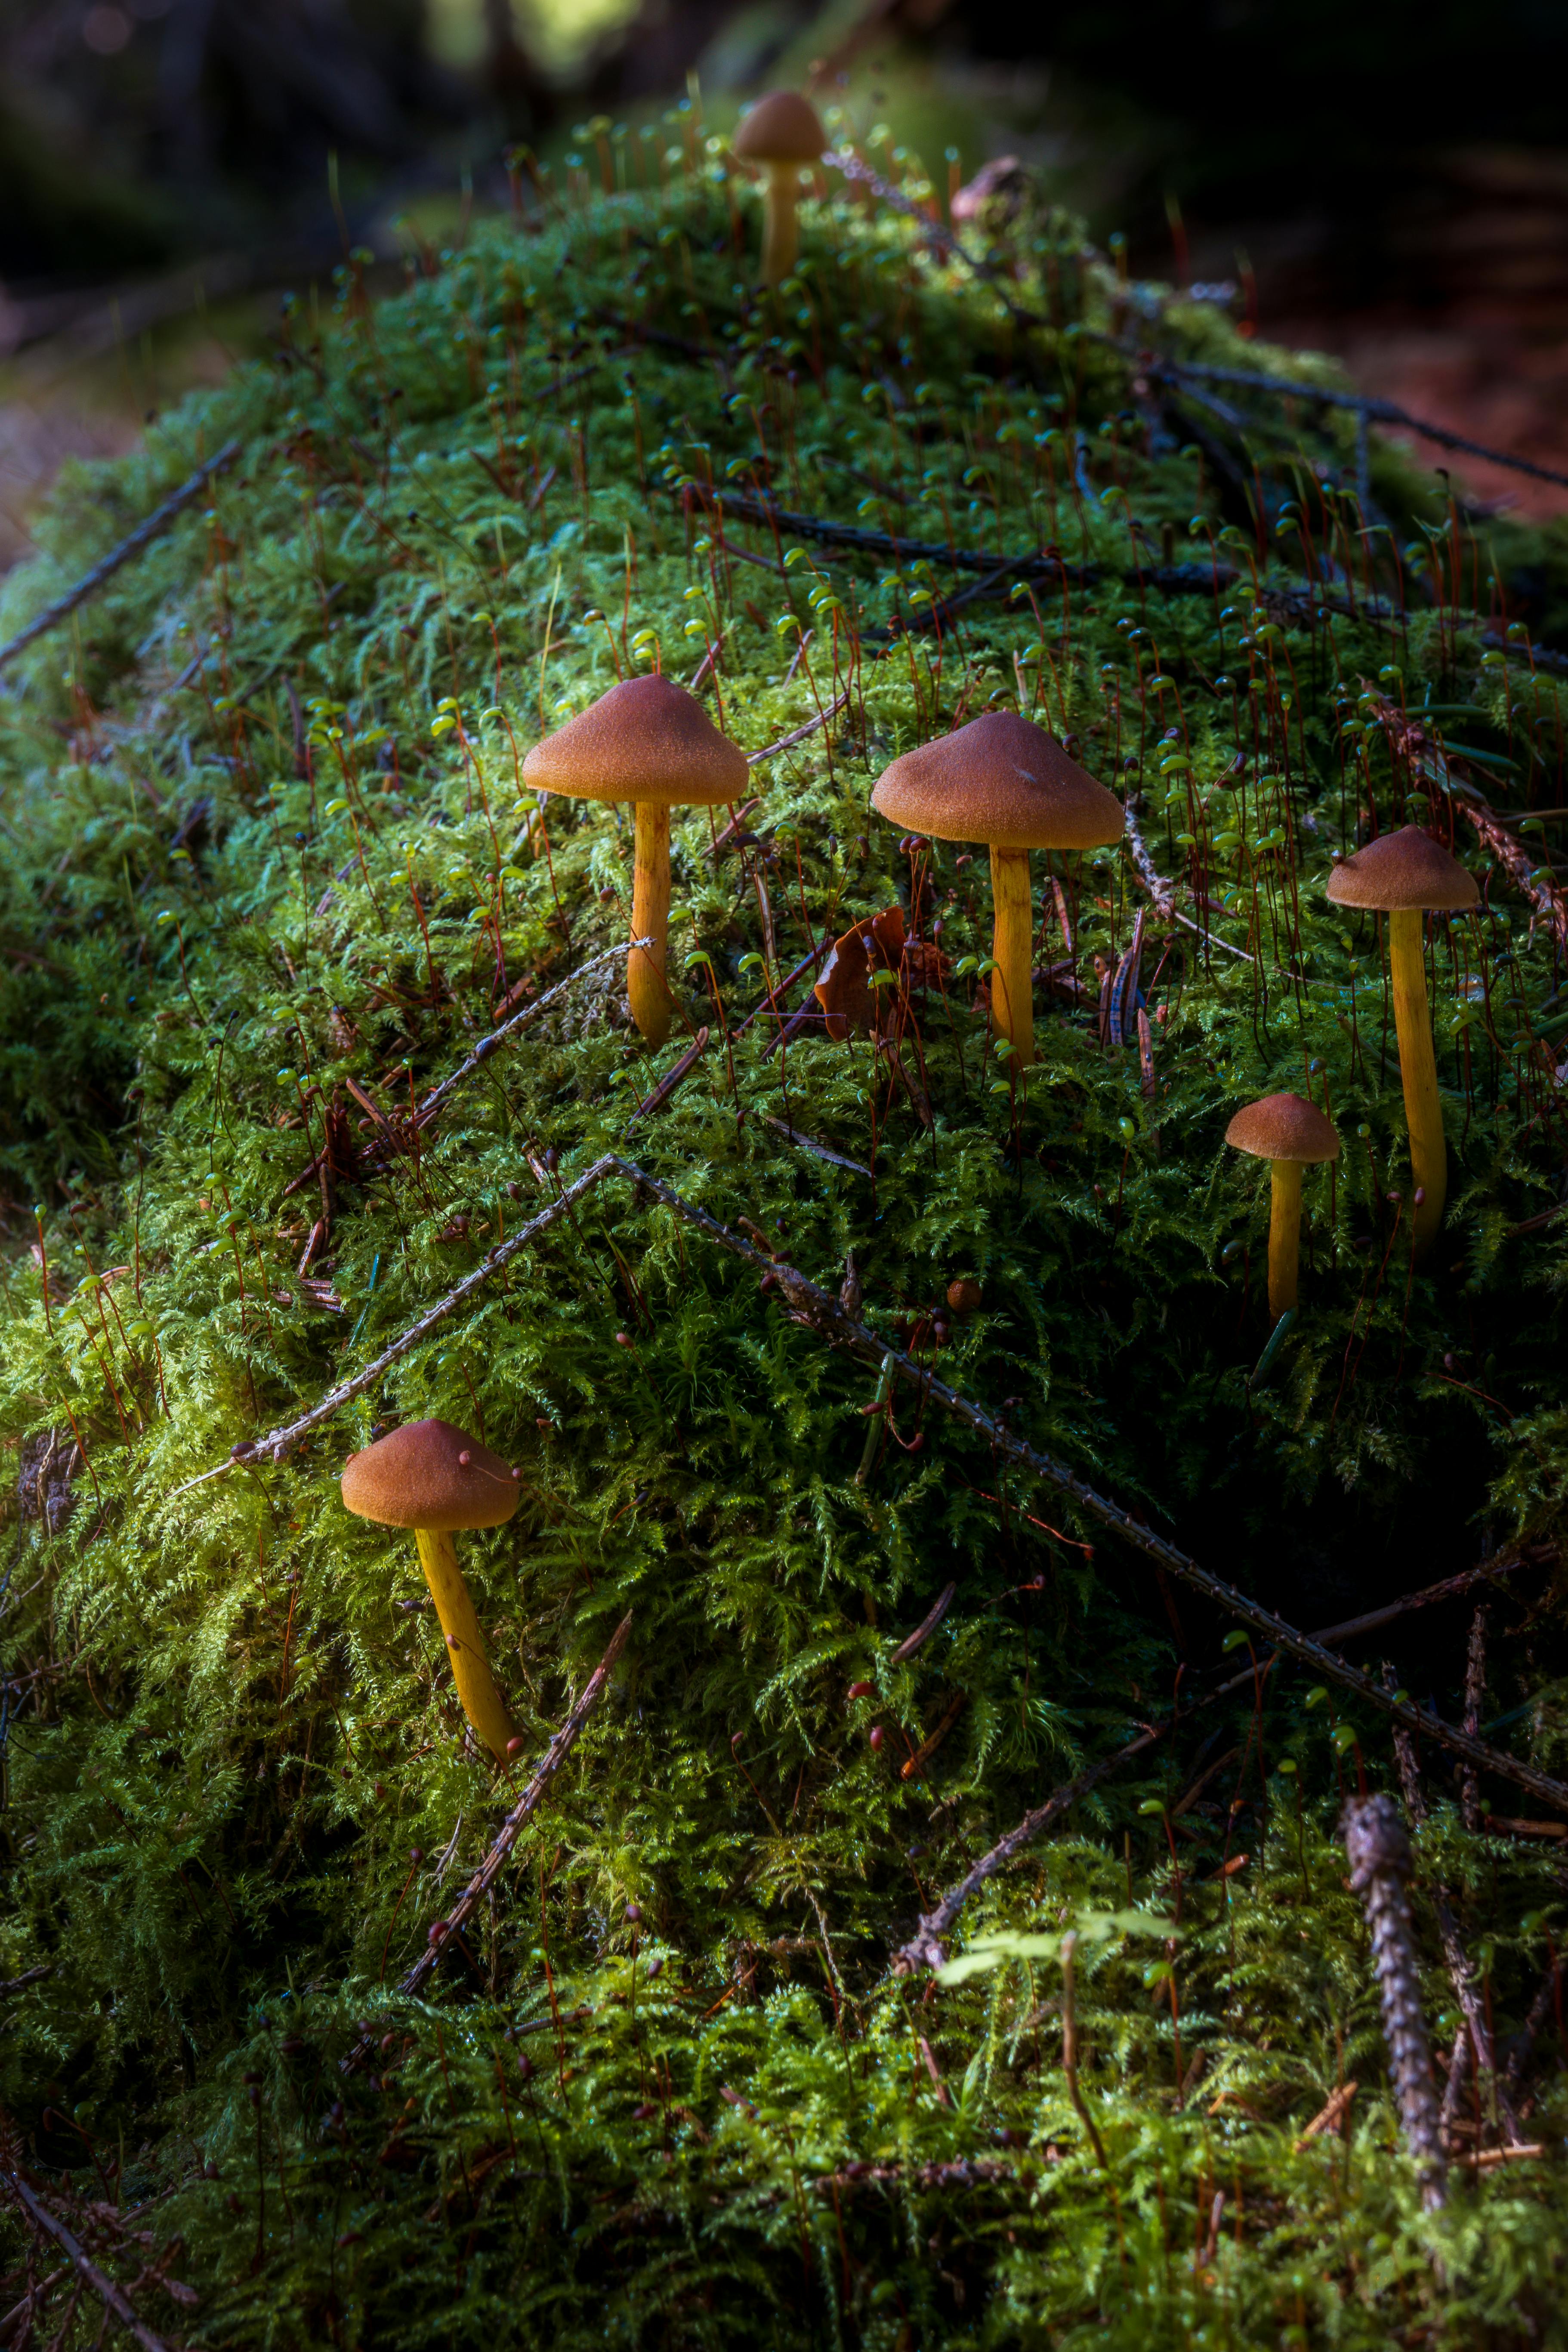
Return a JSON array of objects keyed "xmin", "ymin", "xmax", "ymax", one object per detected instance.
[{"xmin": 2, "ymin": 0, "xmax": 1567, "ymax": 561}]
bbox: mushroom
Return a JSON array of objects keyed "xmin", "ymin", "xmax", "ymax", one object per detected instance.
[
  {"xmin": 523, "ymin": 674, "xmax": 749, "ymax": 1049},
  {"xmin": 870, "ymin": 712, "xmax": 1124, "ymax": 1069},
  {"xmin": 1326, "ymin": 826, "xmax": 1478, "ymax": 1255},
  {"xmin": 342, "ymin": 1419, "xmax": 519, "ymax": 1764},
  {"xmin": 732, "ymin": 91, "xmax": 826, "ymax": 286},
  {"xmin": 1225, "ymin": 1092, "xmax": 1340, "ymax": 1321}
]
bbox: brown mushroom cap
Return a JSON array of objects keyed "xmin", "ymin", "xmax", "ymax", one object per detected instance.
[
  {"xmin": 341, "ymin": 1419, "xmax": 520, "ymax": 1532},
  {"xmin": 521, "ymin": 675, "xmax": 749, "ymax": 808},
  {"xmin": 870, "ymin": 713, "xmax": 1125, "ymax": 852},
  {"xmin": 732, "ymin": 91, "xmax": 826, "ymax": 165},
  {"xmin": 1225, "ymin": 1093, "xmax": 1341, "ymax": 1164},
  {"xmin": 1325, "ymin": 825, "xmax": 1479, "ymax": 912}
]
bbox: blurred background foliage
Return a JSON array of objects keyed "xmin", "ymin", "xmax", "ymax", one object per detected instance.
[{"xmin": 2, "ymin": 0, "xmax": 1568, "ymax": 567}]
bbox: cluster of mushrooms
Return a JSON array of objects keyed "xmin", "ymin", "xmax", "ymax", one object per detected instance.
[
  {"xmin": 341, "ymin": 657, "xmax": 1483, "ymax": 1761},
  {"xmin": 341, "ymin": 102, "xmax": 1485, "ymax": 1753}
]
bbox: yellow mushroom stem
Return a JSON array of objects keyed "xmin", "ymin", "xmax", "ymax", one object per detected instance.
[
  {"xmin": 1267, "ymin": 1159, "xmax": 1303, "ymax": 1321},
  {"xmin": 988, "ymin": 844, "xmax": 1036, "ymax": 1070},
  {"xmin": 1387, "ymin": 906, "xmax": 1445, "ymax": 1256},
  {"xmin": 760, "ymin": 161, "xmax": 801, "ymax": 286},
  {"xmin": 413, "ymin": 1526, "xmax": 514, "ymax": 1764},
  {"xmin": 629, "ymin": 799, "xmax": 672, "ymax": 1048}
]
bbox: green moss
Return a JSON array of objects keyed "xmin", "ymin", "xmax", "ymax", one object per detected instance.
[{"xmin": 2, "ymin": 141, "xmax": 1568, "ymax": 2349}]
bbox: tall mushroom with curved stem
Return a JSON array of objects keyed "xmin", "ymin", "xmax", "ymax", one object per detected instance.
[
  {"xmin": 1327, "ymin": 826, "xmax": 1478, "ymax": 1256},
  {"xmin": 1225, "ymin": 1091, "xmax": 1340, "ymax": 1320},
  {"xmin": 870, "ymin": 712, "xmax": 1124, "ymax": 1071},
  {"xmin": 732, "ymin": 93, "xmax": 826, "ymax": 287},
  {"xmin": 524, "ymin": 675, "xmax": 749, "ymax": 1049},
  {"xmin": 342, "ymin": 1419, "xmax": 519, "ymax": 1764}
]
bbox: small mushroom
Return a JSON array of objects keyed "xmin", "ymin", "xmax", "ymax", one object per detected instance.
[
  {"xmin": 1326, "ymin": 827, "xmax": 1478, "ymax": 1255},
  {"xmin": 870, "ymin": 712, "xmax": 1124, "ymax": 1069},
  {"xmin": 732, "ymin": 91, "xmax": 826, "ymax": 286},
  {"xmin": 342, "ymin": 1419, "xmax": 519, "ymax": 1764},
  {"xmin": 523, "ymin": 675, "xmax": 749, "ymax": 1048},
  {"xmin": 1225, "ymin": 1092, "xmax": 1340, "ymax": 1320}
]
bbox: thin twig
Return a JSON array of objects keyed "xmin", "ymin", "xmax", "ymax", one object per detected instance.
[
  {"xmin": 710, "ymin": 483, "xmax": 1091, "ymax": 582},
  {"xmin": 624, "ymin": 1028, "xmax": 710, "ymax": 1130},
  {"xmin": 414, "ymin": 943, "xmax": 649, "ymax": 1126},
  {"xmin": 809, "ymin": 2158, "xmax": 1011, "ymax": 2193},
  {"xmin": 708, "ymin": 797, "xmax": 763, "ymax": 855},
  {"xmin": 890, "ymin": 1583, "xmax": 957, "ymax": 1664},
  {"xmin": 896, "ymin": 1725, "xmax": 1169, "ymax": 1971},
  {"xmin": 0, "ymin": 440, "xmax": 241, "ymax": 674},
  {"xmin": 170, "ymin": 1157, "xmax": 621, "ymax": 1491},
  {"xmin": 0, "ymin": 2266, "xmax": 68, "ymax": 2343},
  {"xmin": 893, "ymin": 1556, "xmax": 1541, "ymax": 1973},
  {"xmin": 345, "ymin": 1615, "xmax": 630, "ymax": 2063},
  {"xmin": 1293, "ymin": 2082, "xmax": 1358, "ymax": 2150},
  {"xmin": 899, "ymin": 1693, "xmax": 967, "ymax": 1784},
  {"xmin": 1149, "ymin": 354, "xmax": 1568, "ymax": 494},
  {"xmin": 893, "ymin": 1652, "xmax": 1276, "ymax": 1971},
  {"xmin": 747, "ymin": 688, "xmax": 852, "ymax": 767},
  {"xmin": 1315, "ymin": 1552, "xmax": 1538, "ymax": 1648},
  {"xmin": 0, "ymin": 1965, "xmax": 52, "ymax": 1999},
  {"xmin": 1504, "ymin": 1968, "xmax": 1561, "ymax": 2098},
  {"xmin": 406, "ymin": 1610, "xmax": 630, "ymax": 1994},
  {"xmin": 761, "ymin": 1117, "xmax": 871, "ymax": 1174},
  {"xmin": 1, "ymin": 2173, "xmax": 172, "ymax": 2352}
]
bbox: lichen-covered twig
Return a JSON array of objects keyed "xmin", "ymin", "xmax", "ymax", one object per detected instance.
[
  {"xmin": 0, "ymin": 2172, "xmax": 173, "ymax": 2352},
  {"xmin": 0, "ymin": 439, "xmax": 241, "ymax": 675},
  {"xmin": 1342, "ymin": 1794, "xmax": 1447, "ymax": 2210},
  {"xmin": 1457, "ymin": 792, "xmax": 1568, "ymax": 956}
]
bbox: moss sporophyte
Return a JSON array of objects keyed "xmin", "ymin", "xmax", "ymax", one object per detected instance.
[{"xmin": 4, "ymin": 106, "xmax": 1568, "ymax": 2350}]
